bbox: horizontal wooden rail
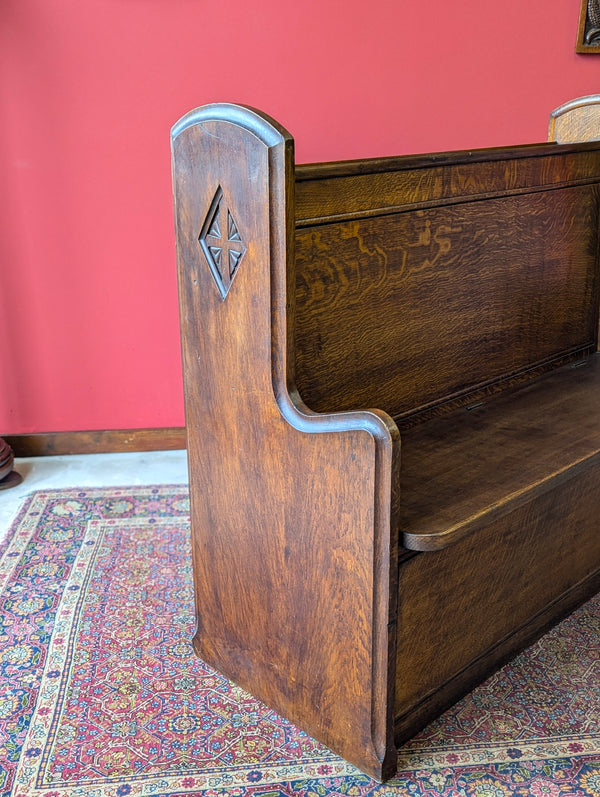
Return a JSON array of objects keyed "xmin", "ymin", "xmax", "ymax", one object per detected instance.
[{"xmin": 4, "ymin": 427, "xmax": 187, "ymax": 457}]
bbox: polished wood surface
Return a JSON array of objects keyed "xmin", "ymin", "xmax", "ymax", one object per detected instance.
[
  {"xmin": 295, "ymin": 181, "xmax": 600, "ymax": 419},
  {"xmin": 549, "ymin": 94, "xmax": 600, "ymax": 142},
  {"xmin": 395, "ymin": 467, "xmax": 600, "ymax": 740},
  {"xmin": 173, "ymin": 103, "xmax": 600, "ymax": 781},
  {"xmin": 0, "ymin": 438, "xmax": 22, "ymax": 489},
  {"xmin": 400, "ymin": 355, "xmax": 600, "ymax": 549},
  {"xmin": 295, "ymin": 142, "xmax": 600, "ymax": 220},
  {"xmin": 5, "ymin": 427, "xmax": 186, "ymax": 457},
  {"xmin": 172, "ymin": 105, "xmax": 399, "ymax": 780}
]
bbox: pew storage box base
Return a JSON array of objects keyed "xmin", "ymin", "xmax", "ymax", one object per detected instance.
[{"xmin": 171, "ymin": 103, "xmax": 600, "ymax": 781}]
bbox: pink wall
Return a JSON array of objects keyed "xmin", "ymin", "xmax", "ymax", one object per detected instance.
[{"xmin": 1, "ymin": 0, "xmax": 598, "ymax": 434}]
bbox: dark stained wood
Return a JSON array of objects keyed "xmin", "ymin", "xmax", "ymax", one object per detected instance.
[
  {"xmin": 173, "ymin": 103, "xmax": 600, "ymax": 782},
  {"xmin": 5, "ymin": 427, "xmax": 186, "ymax": 457},
  {"xmin": 400, "ymin": 355, "xmax": 600, "ymax": 549},
  {"xmin": 0, "ymin": 438, "xmax": 22, "ymax": 488},
  {"xmin": 295, "ymin": 184, "xmax": 600, "ymax": 419},
  {"xmin": 395, "ymin": 466, "xmax": 600, "ymax": 740},
  {"xmin": 295, "ymin": 142, "xmax": 600, "ymax": 224},
  {"xmin": 172, "ymin": 104, "xmax": 400, "ymax": 781}
]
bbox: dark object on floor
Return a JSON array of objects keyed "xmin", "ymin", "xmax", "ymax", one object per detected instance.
[{"xmin": 0, "ymin": 438, "xmax": 22, "ymax": 490}]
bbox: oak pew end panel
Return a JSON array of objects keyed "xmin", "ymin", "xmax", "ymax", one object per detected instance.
[
  {"xmin": 171, "ymin": 105, "xmax": 401, "ymax": 781},
  {"xmin": 173, "ymin": 103, "xmax": 600, "ymax": 782}
]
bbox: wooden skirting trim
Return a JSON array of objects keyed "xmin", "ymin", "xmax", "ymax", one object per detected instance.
[{"xmin": 5, "ymin": 428, "xmax": 187, "ymax": 457}]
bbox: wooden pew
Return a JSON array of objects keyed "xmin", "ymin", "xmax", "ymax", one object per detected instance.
[
  {"xmin": 549, "ymin": 93, "xmax": 600, "ymax": 142},
  {"xmin": 171, "ymin": 104, "xmax": 600, "ymax": 781}
]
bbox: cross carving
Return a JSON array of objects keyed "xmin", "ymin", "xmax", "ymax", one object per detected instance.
[{"xmin": 199, "ymin": 187, "xmax": 246, "ymax": 300}]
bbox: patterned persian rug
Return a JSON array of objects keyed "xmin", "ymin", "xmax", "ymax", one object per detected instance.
[{"xmin": 1, "ymin": 487, "xmax": 600, "ymax": 797}]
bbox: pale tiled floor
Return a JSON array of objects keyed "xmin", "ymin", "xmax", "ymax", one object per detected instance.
[{"xmin": 0, "ymin": 451, "xmax": 189, "ymax": 544}]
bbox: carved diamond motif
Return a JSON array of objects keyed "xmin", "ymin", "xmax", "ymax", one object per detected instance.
[{"xmin": 199, "ymin": 187, "xmax": 246, "ymax": 300}]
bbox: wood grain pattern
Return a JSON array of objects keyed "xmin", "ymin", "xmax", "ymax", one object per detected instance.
[
  {"xmin": 400, "ymin": 355, "xmax": 600, "ymax": 549},
  {"xmin": 295, "ymin": 143, "xmax": 600, "ymax": 225},
  {"xmin": 295, "ymin": 185, "xmax": 600, "ymax": 419},
  {"xmin": 174, "ymin": 103, "xmax": 600, "ymax": 782},
  {"xmin": 549, "ymin": 95, "xmax": 600, "ymax": 143},
  {"xmin": 172, "ymin": 104, "xmax": 400, "ymax": 780},
  {"xmin": 395, "ymin": 465, "xmax": 600, "ymax": 740},
  {"xmin": 4, "ymin": 428, "xmax": 187, "ymax": 456}
]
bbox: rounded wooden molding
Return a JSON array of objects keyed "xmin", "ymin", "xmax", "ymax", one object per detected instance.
[{"xmin": 548, "ymin": 94, "xmax": 600, "ymax": 143}]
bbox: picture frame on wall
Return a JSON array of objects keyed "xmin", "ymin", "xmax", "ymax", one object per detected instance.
[{"xmin": 577, "ymin": 0, "xmax": 600, "ymax": 52}]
